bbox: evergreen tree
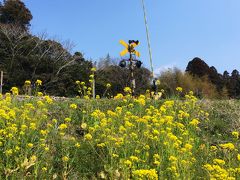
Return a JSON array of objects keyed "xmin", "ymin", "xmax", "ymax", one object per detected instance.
[
  {"xmin": 208, "ymin": 66, "xmax": 224, "ymax": 92},
  {"xmin": 226, "ymin": 70, "xmax": 240, "ymax": 98},
  {"xmin": 0, "ymin": 0, "xmax": 32, "ymax": 30},
  {"xmin": 223, "ymin": 71, "xmax": 230, "ymax": 79},
  {"xmin": 186, "ymin": 57, "xmax": 210, "ymax": 77}
]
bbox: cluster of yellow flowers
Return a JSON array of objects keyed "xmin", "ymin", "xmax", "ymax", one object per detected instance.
[
  {"xmin": 0, "ymin": 89, "xmax": 82, "ymax": 179},
  {"xmin": 75, "ymin": 79, "xmax": 93, "ymax": 99},
  {"xmin": 1, "ymin": 84, "xmax": 240, "ymax": 179},
  {"xmin": 81, "ymin": 90, "xmax": 210, "ymax": 179}
]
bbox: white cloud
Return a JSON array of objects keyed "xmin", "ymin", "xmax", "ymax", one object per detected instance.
[{"xmin": 153, "ymin": 63, "xmax": 177, "ymax": 77}]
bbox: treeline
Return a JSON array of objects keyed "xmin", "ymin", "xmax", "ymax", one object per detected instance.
[
  {"xmin": 186, "ymin": 57, "xmax": 240, "ymax": 98},
  {"xmin": 0, "ymin": 0, "xmax": 151, "ymax": 96},
  {"xmin": 157, "ymin": 57, "xmax": 240, "ymax": 99}
]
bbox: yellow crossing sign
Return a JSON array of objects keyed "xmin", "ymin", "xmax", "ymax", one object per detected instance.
[{"xmin": 119, "ymin": 40, "xmax": 140, "ymax": 57}]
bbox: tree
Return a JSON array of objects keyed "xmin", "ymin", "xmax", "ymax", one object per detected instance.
[
  {"xmin": 186, "ymin": 57, "xmax": 210, "ymax": 77},
  {"xmin": 186, "ymin": 58, "xmax": 227, "ymax": 94},
  {"xmin": 46, "ymin": 54, "xmax": 93, "ymax": 96},
  {"xmin": 208, "ymin": 66, "xmax": 224, "ymax": 92},
  {"xmin": 223, "ymin": 71, "xmax": 230, "ymax": 79},
  {"xmin": 0, "ymin": 0, "xmax": 32, "ymax": 30},
  {"xmin": 227, "ymin": 69, "xmax": 240, "ymax": 98},
  {"xmin": 97, "ymin": 54, "xmax": 118, "ymax": 70},
  {"xmin": 0, "ymin": 24, "xmax": 92, "ymax": 96},
  {"xmin": 231, "ymin": 69, "xmax": 239, "ymax": 79}
]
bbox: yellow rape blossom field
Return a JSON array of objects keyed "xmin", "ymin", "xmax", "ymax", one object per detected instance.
[{"xmin": 1, "ymin": 88, "xmax": 240, "ymax": 179}]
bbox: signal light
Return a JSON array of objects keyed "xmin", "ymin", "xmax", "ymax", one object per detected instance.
[
  {"xmin": 136, "ymin": 60, "xmax": 142, "ymax": 68},
  {"xmin": 119, "ymin": 60, "xmax": 127, "ymax": 68}
]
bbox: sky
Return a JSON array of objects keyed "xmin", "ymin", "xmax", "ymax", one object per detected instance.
[{"xmin": 23, "ymin": 0, "xmax": 240, "ymax": 75}]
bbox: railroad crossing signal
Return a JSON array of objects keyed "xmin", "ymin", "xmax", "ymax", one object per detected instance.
[
  {"xmin": 118, "ymin": 40, "xmax": 142, "ymax": 96},
  {"xmin": 119, "ymin": 40, "xmax": 140, "ymax": 57}
]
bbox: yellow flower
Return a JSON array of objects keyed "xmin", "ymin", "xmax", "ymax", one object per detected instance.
[
  {"xmin": 42, "ymin": 167, "xmax": 47, "ymax": 171},
  {"xmin": 58, "ymin": 123, "xmax": 68, "ymax": 130},
  {"xmin": 184, "ymin": 143, "xmax": 193, "ymax": 151},
  {"xmin": 232, "ymin": 131, "xmax": 239, "ymax": 139},
  {"xmin": 219, "ymin": 143, "xmax": 235, "ymax": 150},
  {"xmin": 75, "ymin": 80, "xmax": 80, "ymax": 85},
  {"xmin": 124, "ymin": 87, "xmax": 132, "ymax": 93},
  {"xmin": 176, "ymin": 87, "xmax": 183, "ymax": 92},
  {"xmin": 75, "ymin": 143, "xmax": 81, "ymax": 148},
  {"xmin": 40, "ymin": 130, "xmax": 48, "ymax": 136},
  {"xmin": 112, "ymin": 153, "xmax": 119, "ymax": 158},
  {"xmin": 144, "ymin": 145, "xmax": 150, "ymax": 150},
  {"xmin": 62, "ymin": 156, "xmax": 69, "ymax": 162},
  {"xmin": 37, "ymin": 92, "xmax": 43, "ymax": 96},
  {"xmin": 5, "ymin": 149, "xmax": 13, "ymax": 156},
  {"xmin": 81, "ymin": 123, "xmax": 87, "ymax": 129},
  {"xmin": 124, "ymin": 160, "xmax": 132, "ymax": 167},
  {"xmin": 70, "ymin": 103, "xmax": 77, "ymax": 109},
  {"xmin": 210, "ymin": 145, "xmax": 217, "ymax": 151},
  {"xmin": 98, "ymin": 171, "xmax": 106, "ymax": 179},
  {"xmin": 153, "ymin": 154, "xmax": 160, "ymax": 160},
  {"xmin": 132, "ymin": 169, "xmax": 158, "ymax": 180},
  {"xmin": 21, "ymin": 124, "xmax": 28, "ymax": 131},
  {"xmin": 169, "ymin": 156, "xmax": 177, "ymax": 162},
  {"xmin": 10, "ymin": 87, "xmax": 19, "ymax": 95},
  {"xmin": 52, "ymin": 119, "xmax": 58, "ymax": 123},
  {"xmin": 97, "ymin": 143, "xmax": 106, "ymax": 148},
  {"xmin": 64, "ymin": 117, "xmax": 71, "ymax": 122},
  {"xmin": 37, "ymin": 100, "xmax": 44, "ymax": 106},
  {"xmin": 114, "ymin": 93, "xmax": 124, "ymax": 99},
  {"xmin": 25, "ymin": 80, "xmax": 31, "ymax": 86},
  {"xmin": 84, "ymin": 133, "xmax": 92, "ymax": 140},
  {"xmin": 213, "ymin": 158, "xmax": 225, "ymax": 165},
  {"xmin": 30, "ymin": 155, "xmax": 37, "ymax": 162},
  {"xmin": 237, "ymin": 154, "xmax": 240, "ymax": 161},
  {"xmin": 81, "ymin": 82, "xmax": 85, "ymax": 86},
  {"xmin": 106, "ymin": 83, "xmax": 111, "ymax": 88},
  {"xmin": 203, "ymin": 164, "xmax": 214, "ymax": 171},
  {"xmin": 44, "ymin": 96, "xmax": 53, "ymax": 104},
  {"xmin": 27, "ymin": 143, "xmax": 34, "ymax": 148},
  {"xmin": 84, "ymin": 95, "xmax": 90, "ymax": 99},
  {"xmin": 130, "ymin": 156, "xmax": 139, "ymax": 162},
  {"xmin": 189, "ymin": 119, "xmax": 200, "ymax": 126},
  {"xmin": 154, "ymin": 160, "xmax": 160, "ymax": 166},
  {"xmin": 35, "ymin": 79, "xmax": 42, "ymax": 86}
]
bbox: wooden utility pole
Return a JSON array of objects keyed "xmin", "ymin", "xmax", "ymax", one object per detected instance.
[{"xmin": 0, "ymin": 71, "xmax": 3, "ymax": 94}]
